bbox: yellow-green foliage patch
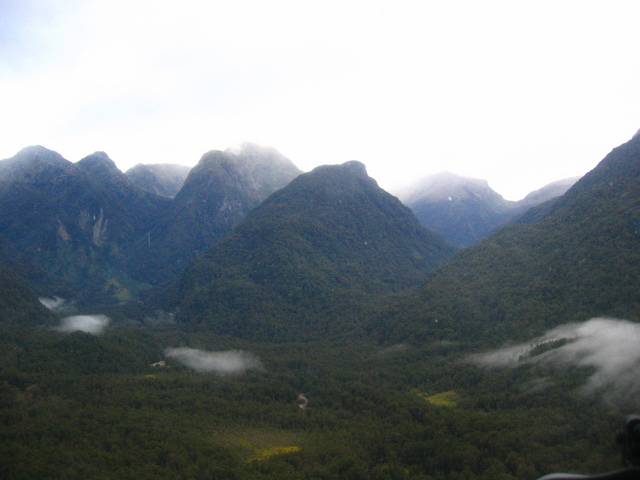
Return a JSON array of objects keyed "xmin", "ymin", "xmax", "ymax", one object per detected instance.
[
  {"xmin": 246, "ymin": 445, "xmax": 301, "ymax": 462},
  {"xmin": 417, "ymin": 390, "xmax": 458, "ymax": 407},
  {"xmin": 218, "ymin": 428, "xmax": 304, "ymax": 463},
  {"xmin": 106, "ymin": 277, "xmax": 132, "ymax": 302}
]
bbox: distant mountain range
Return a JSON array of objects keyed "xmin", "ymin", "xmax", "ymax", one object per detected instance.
[
  {"xmin": 397, "ymin": 172, "xmax": 579, "ymax": 247},
  {"xmin": 374, "ymin": 133, "xmax": 640, "ymax": 345},
  {"xmin": 1, "ymin": 133, "xmax": 637, "ymax": 348},
  {"xmin": 0, "ymin": 144, "xmax": 300, "ymax": 308}
]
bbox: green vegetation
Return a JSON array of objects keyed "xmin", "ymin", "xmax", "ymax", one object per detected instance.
[
  {"xmin": 167, "ymin": 162, "xmax": 456, "ymax": 341},
  {"xmin": 375, "ymin": 135, "xmax": 640, "ymax": 346},
  {"xmin": 0, "ymin": 324, "xmax": 629, "ymax": 479},
  {"xmin": 2, "ymin": 137, "xmax": 640, "ymax": 479},
  {"xmin": 419, "ymin": 390, "xmax": 459, "ymax": 407}
]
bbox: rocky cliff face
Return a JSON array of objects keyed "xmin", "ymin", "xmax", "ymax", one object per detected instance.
[{"xmin": 0, "ymin": 147, "xmax": 170, "ymax": 307}]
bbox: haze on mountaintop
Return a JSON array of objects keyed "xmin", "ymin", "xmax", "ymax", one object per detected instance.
[{"xmin": 1, "ymin": 1, "xmax": 639, "ymax": 200}]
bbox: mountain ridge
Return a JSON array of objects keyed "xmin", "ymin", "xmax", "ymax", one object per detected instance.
[
  {"xmin": 134, "ymin": 143, "xmax": 303, "ymax": 284},
  {"xmin": 165, "ymin": 161, "xmax": 457, "ymax": 340},
  {"xmin": 373, "ymin": 133, "xmax": 640, "ymax": 345},
  {"xmin": 125, "ymin": 163, "xmax": 191, "ymax": 198},
  {"xmin": 397, "ymin": 171, "xmax": 578, "ymax": 246}
]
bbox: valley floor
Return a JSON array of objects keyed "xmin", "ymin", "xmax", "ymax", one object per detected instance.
[{"xmin": 0, "ymin": 325, "xmax": 627, "ymax": 480}]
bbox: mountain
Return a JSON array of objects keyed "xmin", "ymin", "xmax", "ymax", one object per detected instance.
[
  {"xmin": 0, "ymin": 239, "xmax": 54, "ymax": 327},
  {"xmin": 165, "ymin": 161, "xmax": 457, "ymax": 341},
  {"xmin": 398, "ymin": 172, "xmax": 578, "ymax": 247},
  {"xmin": 125, "ymin": 163, "xmax": 191, "ymax": 198},
  {"xmin": 397, "ymin": 172, "xmax": 515, "ymax": 247},
  {"xmin": 374, "ymin": 133, "xmax": 640, "ymax": 345},
  {"xmin": 135, "ymin": 143, "xmax": 303, "ymax": 283},
  {"xmin": 0, "ymin": 144, "xmax": 302, "ymax": 305},
  {"xmin": 0, "ymin": 146, "xmax": 171, "ymax": 306},
  {"xmin": 518, "ymin": 176, "xmax": 581, "ymax": 208}
]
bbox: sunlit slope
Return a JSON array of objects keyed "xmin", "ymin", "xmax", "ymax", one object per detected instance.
[
  {"xmin": 374, "ymin": 133, "xmax": 640, "ymax": 345},
  {"xmin": 167, "ymin": 161, "xmax": 457, "ymax": 340}
]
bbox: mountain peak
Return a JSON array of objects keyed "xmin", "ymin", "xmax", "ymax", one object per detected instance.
[
  {"xmin": 308, "ymin": 161, "xmax": 371, "ymax": 185},
  {"xmin": 342, "ymin": 160, "xmax": 368, "ymax": 177},
  {"xmin": 378, "ymin": 133, "xmax": 640, "ymax": 345},
  {"xmin": 125, "ymin": 163, "xmax": 191, "ymax": 198},
  {"xmin": 168, "ymin": 159, "xmax": 456, "ymax": 340},
  {"xmin": 519, "ymin": 176, "xmax": 580, "ymax": 206},
  {"xmin": 15, "ymin": 144, "xmax": 61, "ymax": 158},
  {"xmin": 398, "ymin": 171, "xmax": 499, "ymax": 204},
  {"xmin": 9, "ymin": 145, "xmax": 71, "ymax": 167},
  {"xmin": 0, "ymin": 145, "xmax": 76, "ymax": 180},
  {"xmin": 76, "ymin": 151, "xmax": 119, "ymax": 173},
  {"xmin": 136, "ymin": 145, "xmax": 302, "ymax": 284}
]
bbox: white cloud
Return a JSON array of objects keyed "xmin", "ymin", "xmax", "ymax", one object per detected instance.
[
  {"xmin": 54, "ymin": 314, "xmax": 110, "ymax": 334},
  {"xmin": 39, "ymin": 296, "xmax": 66, "ymax": 311},
  {"xmin": 164, "ymin": 347, "xmax": 264, "ymax": 376},
  {"xmin": 470, "ymin": 318, "xmax": 640, "ymax": 405}
]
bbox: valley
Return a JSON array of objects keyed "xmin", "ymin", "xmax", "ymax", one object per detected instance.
[{"xmin": 1, "ymin": 133, "xmax": 639, "ymax": 479}]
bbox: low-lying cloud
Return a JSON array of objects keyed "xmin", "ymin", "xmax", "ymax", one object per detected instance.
[
  {"xmin": 39, "ymin": 296, "xmax": 66, "ymax": 311},
  {"xmin": 54, "ymin": 314, "xmax": 110, "ymax": 334},
  {"xmin": 469, "ymin": 318, "xmax": 640, "ymax": 405},
  {"xmin": 164, "ymin": 347, "xmax": 264, "ymax": 376}
]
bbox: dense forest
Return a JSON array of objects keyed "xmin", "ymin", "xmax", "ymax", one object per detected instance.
[{"xmin": 0, "ymin": 321, "xmax": 629, "ymax": 480}]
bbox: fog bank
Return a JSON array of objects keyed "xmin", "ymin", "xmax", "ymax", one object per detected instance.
[
  {"xmin": 469, "ymin": 318, "xmax": 640, "ymax": 405},
  {"xmin": 54, "ymin": 314, "xmax": 110, "ymax": 334}
]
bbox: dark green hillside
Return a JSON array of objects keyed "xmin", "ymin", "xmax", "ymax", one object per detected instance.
[
  {"xmin": 75, "ymin": 151, "xmax": 171, "ymax": 240},
  {"xmin": 135, "ymin": 144, "xmax": 302, "ymax": 283},
  {"xmin": 168, "ymin": 161, "xmax": 457, "ymax": 340},
  {"xmin": 375, "ymin": 134, "xmax": 640, "ymax": 345},
  {"xmin": 0, "ymin": 147, "xmax": 170, "ymax": 306},
  {"xmin": 0, "ymin": 262, "xmax": 53, "ymax": 327}
]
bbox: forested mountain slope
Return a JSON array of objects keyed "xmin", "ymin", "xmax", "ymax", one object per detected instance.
[
  {"xmin": 167, "ymin": 161, "xmax": 457, "ymax": 340},
  {"xmin": 135, "ymin": 143, "xmax": 303, "ymax": 283},
  {"xmin": 0, "ymin": 260, "xmax": 53, "ymax": 327},
  {"xmin": 0, "ymin": 147, "xmax": 171, "ymax": 306},
  {"xmin": 375, "ymin": 134, "xmax": 640, "ymax": 345},
  {"xmin": 0, "ymin": 144, "xmax": 302, "ymax": 305}
]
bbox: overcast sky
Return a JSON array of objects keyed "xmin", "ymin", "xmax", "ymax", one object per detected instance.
[{"xmin": 1, "ymin": 0, "xmax": 638, "ymax": 200}]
